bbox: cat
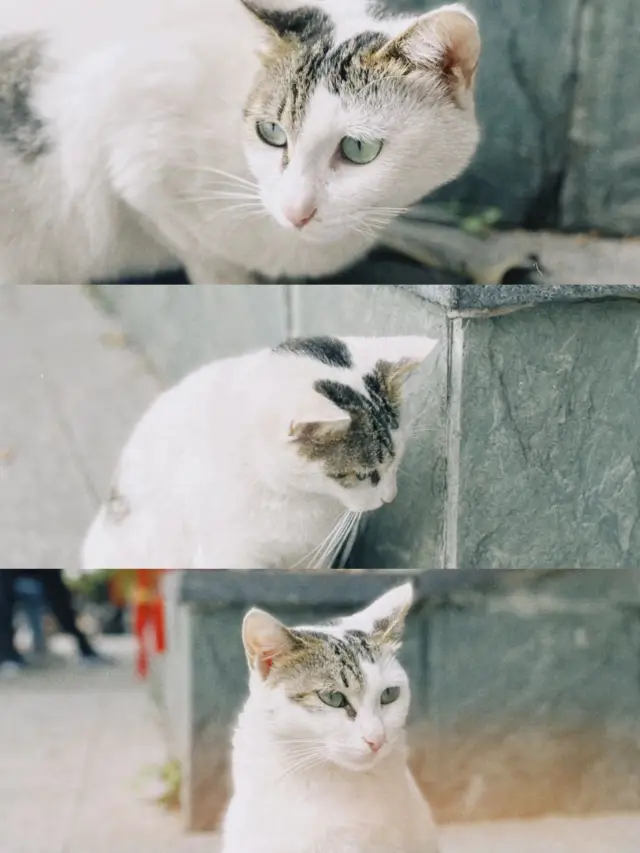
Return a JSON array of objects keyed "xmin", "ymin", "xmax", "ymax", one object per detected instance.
[
  {"xmin": 81, "ymin": 334, "xmax": 438, "ymax": 569},
  {"xmin": 222, "ymin": 581, "xmax": 439, "ymax": 853},
  {"xmin": 1, "ymin": 0, "xmax": 481, "ymax": 283}
]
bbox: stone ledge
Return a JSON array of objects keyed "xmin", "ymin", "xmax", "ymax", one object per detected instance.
[
  {"xmin": 402, "ymin": 285, "xmax": 640, "ymax": 312},
  {"xmin": 178, "ymin": 569, "xmax": 639, "ymax": 609}
]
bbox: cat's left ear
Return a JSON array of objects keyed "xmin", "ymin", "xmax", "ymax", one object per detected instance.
[
  {"xmin": 372, "ymin": 4, "xmax": 480, "ymax": 103},
  {"xmin": 374, "ymin": 335, "xmax": 439, "ymax": 395},
  {"xmin": 242, "ymin": 608, "xmax": 299, "ymax": 679},
  {"xmin": 345, "ymin": 582, "xmax": 414, "ymax": 648},
  {"xmin": 288, "ymin": 393, "xmax": 351, "ymax": 442}
]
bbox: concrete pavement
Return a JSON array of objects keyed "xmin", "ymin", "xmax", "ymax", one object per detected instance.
[
  {"xmin": 0, "ymin": 285, "xmax": 162, "ymax": 568},
  {"xmin": 1, "ymin": 635, "xmax": 639, "ymax": 853}
]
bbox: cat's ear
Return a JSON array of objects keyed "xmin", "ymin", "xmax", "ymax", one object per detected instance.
[
  {"xmin": 344, "ymin": 582, "xmax": 414, "ymax": 648},
  {"xmin": 371, "ymin": 4, "xmax": 480, "ymax": 102},
  {"xmin": 242, "ymin": 608, "xmax": 298, "ymax": 679},
  {"xmin": 288, "ymin": 395, "xmax": 351, "ymax": 442},
  {"xmin": 374, "ymin": 335, "xmax": 439, "ymax": 399}
]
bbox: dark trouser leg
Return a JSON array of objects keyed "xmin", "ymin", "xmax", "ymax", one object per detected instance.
[
  {"xmin": 33, "ymin": 570, "xmax": 94, "ymax": 656},
  {"xmin": 0, "ymin": 570, "xmax": 20, "ymax": 662}
]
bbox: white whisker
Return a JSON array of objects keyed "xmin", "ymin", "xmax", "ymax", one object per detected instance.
[
  {"xmin": 184, "ymin": 164, "xmax": 259, "ymax": 190},
  {"xmin": 291, "ymin": 510, "xmax": 351, "ymax": 570}
]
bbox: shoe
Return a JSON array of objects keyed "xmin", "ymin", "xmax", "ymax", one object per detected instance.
[
  {"xmin": 0, "ymin": 659, "xmax": 25, "ymax": 679},
  {"xmin": 79, "ymin": 649, "xmax": 115, "ymax": 667}
]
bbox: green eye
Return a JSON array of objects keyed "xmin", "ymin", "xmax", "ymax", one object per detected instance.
[
  {"xmin": 256, "ymin": 120, "xmax": 287, "ymax": 148},
  {"xmin": 380, "ymin": 686, "xmax": 400, "ymax": 706},
  {"xmin": 318, "ymin": 690, "xmax": 349, "ymax": 709},
  {"xmin": 340, "ymin": 136, "xmax": 383, "ymax": 165}
]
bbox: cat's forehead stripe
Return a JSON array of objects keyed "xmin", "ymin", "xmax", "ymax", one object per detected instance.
[
  {"xmin": 274, "ymin": 335, "xmax": 353, "ymax": 369},
  {"xmin": 280, "ymin": 626, "xmax": 382, "ymax": 690},
  {"xmin": 312, "ymin": 368, "xmax": 399, "ymax": 468}
]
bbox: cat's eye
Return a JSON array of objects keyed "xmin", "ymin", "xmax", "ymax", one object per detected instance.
[
  {"xmin": 340, "ymin": 136, "xmax": 383, "ymax": 165},
  {"xmin": 256, "ymin": 120, "xmax": 287, "ymax": 148},
  {"xmin": 318, "ymin": 690, "xmax": 349, "ymax": 709},
  {"xmin": 380, "ymin": 686, "xmax": 400, "ymax": 705}
]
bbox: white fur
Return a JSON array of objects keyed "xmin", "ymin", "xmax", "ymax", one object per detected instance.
[
  {"xmin": 223, "ymin": 583, "xmax": 439, "ymax": 853},
  {"xmin": 1, "ymin": 0, "xmax": 480, "ymax": 283},
  {"xmin": 81, "ymin": 335, "xmax": 438, "ymax": 570}
]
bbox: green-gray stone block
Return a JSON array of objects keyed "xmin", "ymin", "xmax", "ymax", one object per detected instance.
[{"xmin": 449, "ymin": 299, "xmax": 640, "ymax": 568}]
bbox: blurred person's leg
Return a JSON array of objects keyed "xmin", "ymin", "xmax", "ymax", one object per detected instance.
[
  {"xmin": 33, "ymin": 570, "xmax": 110, "ymax": 662},
  {"xmin": 0, "ymin": 570, "xmax": 25, "ymax": 673},
  {"xmin": 14, "ymin": 576, "xmax": 47, "ymax": 655}
]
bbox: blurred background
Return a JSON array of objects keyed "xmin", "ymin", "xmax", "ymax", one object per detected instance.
[{"xmin": 1, "ymin": 568, "xmax": 639, "ymax": 853}]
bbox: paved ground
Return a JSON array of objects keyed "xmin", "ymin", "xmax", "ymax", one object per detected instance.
[
  {"xmin": 0, "ymin": 285, "xmax": 162, "ymax": 569},
  {"xmin": 1, "ymin": 635, "xmax": 639, "ymax": 853}
]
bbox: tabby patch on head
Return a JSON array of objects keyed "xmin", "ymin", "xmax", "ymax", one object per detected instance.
[
  {"xmin": 274, "ymin": 334, "xmax": 438, "ymax": 513},
  {"xmin": 242, "ymin": 3, "xmax": 387, "ymax": 134}
]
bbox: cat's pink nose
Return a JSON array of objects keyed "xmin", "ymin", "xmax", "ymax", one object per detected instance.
[
  {"xmin": 284, "ymin": 205, "xmax": 317, "ymax": 229},
  {"xmin": 364, "ymin": 735, "xmax": 385, "ymax": 753}
]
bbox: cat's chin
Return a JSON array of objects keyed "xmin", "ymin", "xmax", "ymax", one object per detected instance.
[
  {"xmin": 340, "ymin": 497, "xmax": 385, "ymax": 513},
  {"xmin": 330, "ymin": 752, "xmax": 385, "ymax": 773}
]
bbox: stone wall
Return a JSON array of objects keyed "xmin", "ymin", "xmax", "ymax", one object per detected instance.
[{"xmin": 404, "ymin": 0, "xmax": 640, "ymax": 236}]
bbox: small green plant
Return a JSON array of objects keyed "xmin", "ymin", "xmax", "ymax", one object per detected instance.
[
  {"xmin": 156, "ymin": 759, "xmax": 182, "ymax": 811},
  {"xmin": 460, "ymin": 207, "xmax": 503, "ymax": 237},
  {"xmin": 135, "ymin": 758, "xmax": 182, "ymax": 812}
]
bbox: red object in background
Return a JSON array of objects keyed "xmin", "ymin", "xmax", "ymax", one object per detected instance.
[{"xmin": 132, "ymin": 570, "xmax": 167, "ymax": 678}]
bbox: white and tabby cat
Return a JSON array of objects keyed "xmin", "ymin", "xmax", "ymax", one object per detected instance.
[
  {"xmin": 81, "ymin": 334, "xmax": 438, "ymax": 569},
  {"xmin": 223, "ymin": 581, "xmax": 438, "ymax": 853},
  {"xmin": 1, "ymin": 0, "xmax": 480, "ymax": 283}
]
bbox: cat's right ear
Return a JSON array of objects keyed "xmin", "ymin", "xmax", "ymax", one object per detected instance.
[
  {"xmin": 370, "ymin": 4, "xmax": 480, "ymax": 104},
  {"xmin": 288, "ymin": 396, "xmax": 351, "ymax": 442},
  {"xmin": 242, "ymin": 608, "xmax": 296, "ymax": 679}
]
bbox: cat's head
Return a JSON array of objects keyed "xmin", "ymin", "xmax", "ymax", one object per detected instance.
[
  {"xmin": 261, "ymin": 334, "xmax": 438, "ymax": 513},
  {"xmin": 240, "ymin": 0, "xmax": 480, "ymax": 241},
  {"xmin": 242, "ymin": 582, "xmax": 414, "ymax": 771}
]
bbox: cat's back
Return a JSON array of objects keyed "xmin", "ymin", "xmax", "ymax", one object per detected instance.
[
  {"xmin": 1, "ymin": 0, "xmax": 253, "ymax": 69},
  {"xmin": 127, "ymin": 348, "xmax": 265, "ymax": 441}
]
